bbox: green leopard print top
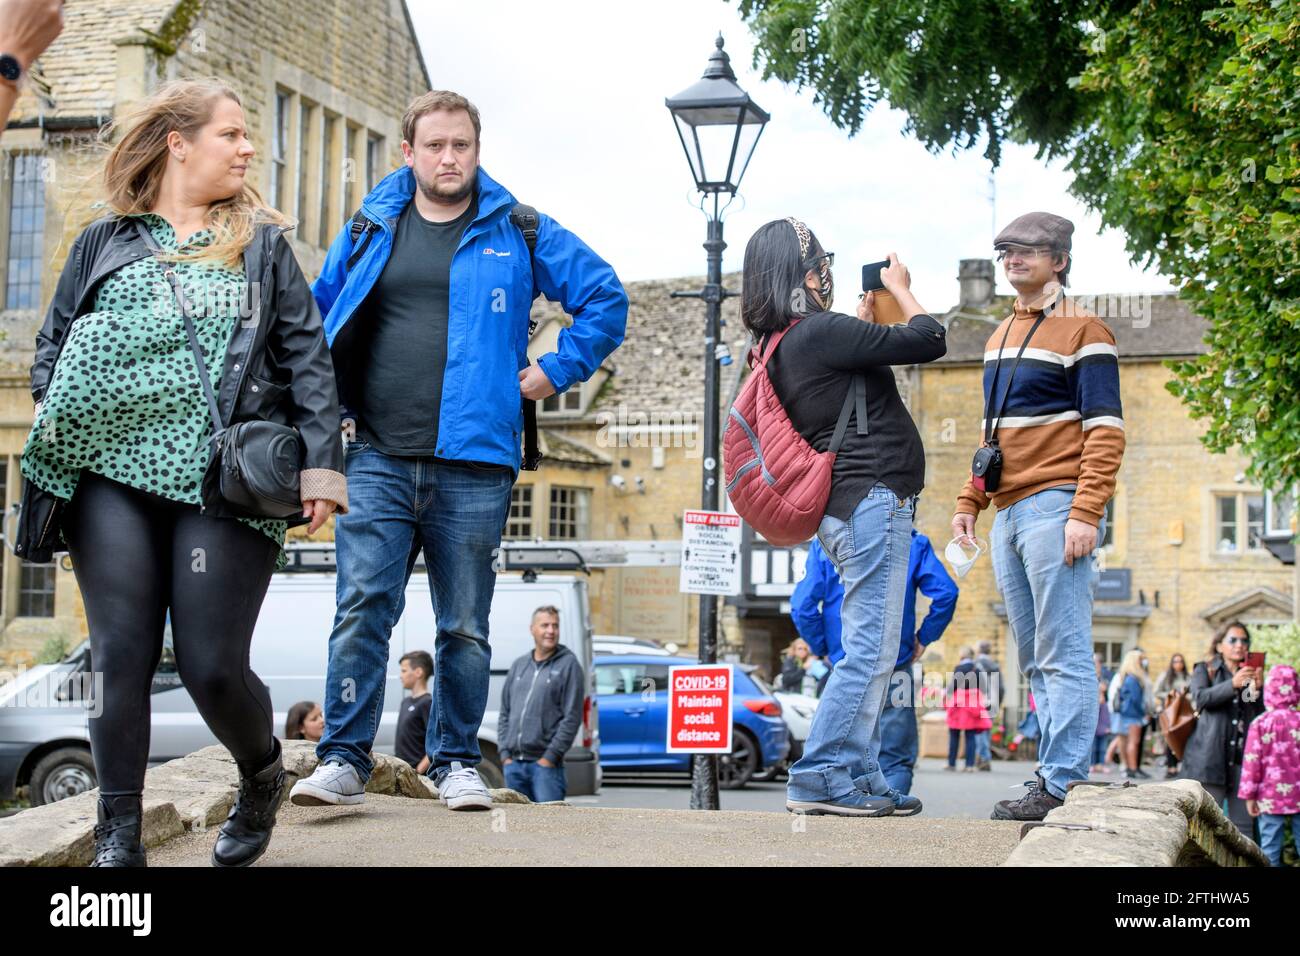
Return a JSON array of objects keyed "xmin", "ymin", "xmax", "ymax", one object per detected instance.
[{"xmin": 20, "ymin": 213, "xmax": 290, "ymax": 571}]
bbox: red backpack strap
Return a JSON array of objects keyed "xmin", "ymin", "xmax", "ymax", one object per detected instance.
[{"xmin": 751, "ymin": 319, "xmax": 800, "ymax": 369}]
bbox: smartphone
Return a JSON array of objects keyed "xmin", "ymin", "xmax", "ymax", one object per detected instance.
[
  {"xmin": 1246, "ymin": 651, "xmax": 1266, "ymax": 672},
  {"xmin": 861, "ymin": 259, "xmax": 889, "ymax": 293}
]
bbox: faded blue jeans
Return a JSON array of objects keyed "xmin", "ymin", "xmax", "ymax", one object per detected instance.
[
  {"xmin": 787, "ymin": 483, "xmax": 915, "ymax": 802},
  {"xmin": 991, "ymin": 484, "xmax": 1104, "ymax": 800},
  {"xmin": 316, "ymin": 442, "xmax": 514, "ymax": 783}
]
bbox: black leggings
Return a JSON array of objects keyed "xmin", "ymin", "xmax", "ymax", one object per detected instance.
[{"xmin": 64, "ymin": 470, "xmax": 279, "ymax": 798}]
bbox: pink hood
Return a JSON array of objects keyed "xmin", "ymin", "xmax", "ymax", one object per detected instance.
[{"xmin": 1265, "ymin": 664, "xmax": 1299, "ymax": 711}]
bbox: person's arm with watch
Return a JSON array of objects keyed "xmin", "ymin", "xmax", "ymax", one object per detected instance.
[{"xmin": 0, "ymin": 0, "xmax": 64, "ymax": 133}]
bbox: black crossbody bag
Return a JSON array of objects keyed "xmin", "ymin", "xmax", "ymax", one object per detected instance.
[
  {"xmin": 970, "ymin": 294, "xmax": 1060, "ymax": 493},
  {"xmin": 137, "ymin": 220, "xmax": 304, "ymax": 519}
]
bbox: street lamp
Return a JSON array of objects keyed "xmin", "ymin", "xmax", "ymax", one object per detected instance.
[{"xmin": 666, "ymin": 33, "xmax": 768, "ymax": 811}]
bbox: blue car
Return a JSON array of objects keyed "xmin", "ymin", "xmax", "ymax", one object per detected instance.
[{"xmin": 593, "ymin": 654, "xmax": 789, "ymax": 788}]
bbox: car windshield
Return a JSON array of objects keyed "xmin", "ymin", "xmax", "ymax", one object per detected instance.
[{"xmin": 747, "ymin": 669, "xmax": 775, "ymax": 696}]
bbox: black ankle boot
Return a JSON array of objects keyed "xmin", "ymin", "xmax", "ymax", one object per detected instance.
[
  {"xmin": 212, "ymin": 738, "xmax": 285, "ymax": 867},
  {"xmin": 91, "ymin": 794, "xmax": 146, "ymax": 867}
]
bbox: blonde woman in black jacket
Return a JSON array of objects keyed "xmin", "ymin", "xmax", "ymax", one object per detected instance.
[{"xmin": 17, "ymin": 79, "xmax": 347, "ymax": 867}]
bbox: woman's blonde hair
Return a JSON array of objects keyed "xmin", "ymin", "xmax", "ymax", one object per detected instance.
[
  {"xmin": 98, "ymin": 78, "xmax": 289, "ymax": 267},
  {"xmin": 1118, "ymin": 649, "xmax": 1148, "ymax": 686}
]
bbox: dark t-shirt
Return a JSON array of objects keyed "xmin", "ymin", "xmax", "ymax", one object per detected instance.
[
  {"xmin": 353, "ymin": 198, "xmax": 477, "ymax": 455},
  {"xmin": 394, "ymin": 691, "xmax": 432, "ymax": 767},
  {"xmin": 764, "ymin": 310, "xmax": 947, "ymax": 521}
]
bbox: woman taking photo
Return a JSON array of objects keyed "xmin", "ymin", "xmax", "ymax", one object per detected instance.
[
  {"xmin": 18, "ymin": 79, "xmax": 348, "ymax": 866},
  {"xmin": 739, "ymin": 218, "xmax": 946, "ymax": 816}
]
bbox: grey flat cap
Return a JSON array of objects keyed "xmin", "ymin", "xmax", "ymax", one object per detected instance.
[{"xmin": 994, "ymin": 211, "xmax": 1074, "ymax": 250}]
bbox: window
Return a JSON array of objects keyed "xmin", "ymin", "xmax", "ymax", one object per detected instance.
[
  {"xmin": 506, "ymin": 485, "xmax": 533, "ymax": 539},
  {"xmin": 549, "ymin": 486, "xmax": 590, "ymax": 540},
  {"xmin": 296, "ymin": 99, "xmax": 314, "ymax": 230},
  {"xmin": 17, "ymin": 477, "xmax": 54, "ymax": 616},
  {"xmin": 542, "ymin": 386, "xmax": 582, "ymax": 414},
  {"xmin": 319, "ymin": 113, "xmax": 339, "ymax": 248},
  {"xmin": 5, "ymin": 153, "xmax": 46, "ymax": 309},
  {"xmin": 1267, "ymin": 490, "xmax": 1295, "ymax": 535},
  {"xmin": 270, "ymin": 91, "xmax": 289, "ymax": 211},
  {"xmin": 1215, "ymin": 491, "xmax": 1273, "ymax": 553},
  {"xmin": 595, "ymin": 663, "xmax": 670, "ymax": 696},
  {"xmin": 366, "ymin": 134, "xmax": 384, "ymax": 190}
]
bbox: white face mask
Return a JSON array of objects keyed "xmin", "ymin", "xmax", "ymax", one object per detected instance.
[{"xmin": 944, "ymin": 537, "xmax": 983, "ymax": 578}]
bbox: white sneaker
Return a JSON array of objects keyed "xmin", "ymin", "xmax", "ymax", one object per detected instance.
[
  {"xmin": 289, "ymin": 759, "xmax": 366, "ymax": 806},
  {"xmin": 437, "ymin": 762, "xmax": 492, "ymax": 811}
]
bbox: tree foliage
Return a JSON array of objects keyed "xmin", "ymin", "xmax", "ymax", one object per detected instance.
[{"xmin": 735, "ymin": 0, "xmax": 1300, "ymax": 494}]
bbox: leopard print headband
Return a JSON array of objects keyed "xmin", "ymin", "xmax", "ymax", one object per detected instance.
[{"xmin": 785, "ymin": 216, "xmax": 812, "ymax": 261}]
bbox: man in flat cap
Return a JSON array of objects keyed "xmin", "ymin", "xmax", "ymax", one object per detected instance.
[{"xmin": 950, "ymin": 211, "xmax": 1124, "ymax": 820}]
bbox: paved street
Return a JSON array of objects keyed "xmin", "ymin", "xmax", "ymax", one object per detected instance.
[{"xmin": 590, "ymin": 757, "xmax": 1048, "ymax": 816}]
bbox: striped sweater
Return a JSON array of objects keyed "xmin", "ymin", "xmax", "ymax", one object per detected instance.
[{"xmin": 955, "ymin": 296, "xmax": 1125, "ymax": 525}]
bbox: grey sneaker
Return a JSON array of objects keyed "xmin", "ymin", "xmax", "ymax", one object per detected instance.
[
  {"xmin": 289, "ymin": 759, "xmax": 365, "ymax": 806},
  {"xmin": 990, "ymin": 774, "xmax": 1064, "ymax": 821},
  {"xmin": 437, "ymin": 761, "xmax": 492, "ymax": 811},
  {"xmin": 786, "ymin": 790, "xmax": 896, "ymax": 817}
]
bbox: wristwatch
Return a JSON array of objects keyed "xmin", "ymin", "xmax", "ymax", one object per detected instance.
[{"xmin": 0, "ymin": 53, "xmax": 23, "ymax": 90}]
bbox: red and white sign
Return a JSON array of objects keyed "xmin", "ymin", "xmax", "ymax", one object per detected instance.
[
  {"xmin": 666, "ymin": 664, "xmax": 733, "ymax": 753},
  {"xmin": 679, "ymin": 510, "xmax": 743, "ymax": 595}
]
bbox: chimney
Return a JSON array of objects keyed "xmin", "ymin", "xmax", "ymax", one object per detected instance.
[{"xmin": 958, "ymin": 259, "xmax": 995, "ymax": 310}]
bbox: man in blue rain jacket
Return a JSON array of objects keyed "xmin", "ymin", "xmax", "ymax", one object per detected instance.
[
  {"xmin": 291, "ymin": 91, "xmax": 626, "ymax": 813},
  {"xmin": 792, "ymin": 529, "xmax": 958, "ymax": 795}
]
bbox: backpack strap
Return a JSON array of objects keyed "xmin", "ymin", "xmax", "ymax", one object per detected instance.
[
  {"xmin": 510, "ymin": 203, "xmax": 544, "ymax": 472},
  {"xmin": 828, "ymin": 375, "xmax": 868, "ymax": 454},
  {"xmin": 345, "ymin": 209, "xmax": 378, "ymax": 270}
]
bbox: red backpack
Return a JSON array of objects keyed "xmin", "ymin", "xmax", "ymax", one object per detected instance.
[{"xmin": 723, "ymin": 320, "xmax": 866, "ymax": 546}]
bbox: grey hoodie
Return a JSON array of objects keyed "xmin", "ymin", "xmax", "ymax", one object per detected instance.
[{"xmin": 498, "ymin": 643, "xmax": 585, "ymax": 765}]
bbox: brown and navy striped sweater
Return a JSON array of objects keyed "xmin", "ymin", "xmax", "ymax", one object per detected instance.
[{"xmin": 955, "ymin": 296, "xmax": 1124, "ymax": 526}]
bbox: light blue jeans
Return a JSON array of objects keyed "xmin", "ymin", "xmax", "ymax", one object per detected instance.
[
  {"xmin": 973, "ymin": 729, "xmax": 992, "ymax": 762},
  {"xmin": 991, "ymin": 484, "xmax": 1104, "ymax": 799},
  {"xmin": 787, "ymin": 483, "xmax": 915, "ymax": 802},
  {"xmin": 1257, "ymin": 813, "xmax": 1299, "ymax": 867}
]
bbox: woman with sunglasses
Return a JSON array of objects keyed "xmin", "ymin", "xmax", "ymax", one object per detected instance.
[
  {"xmin": 739, "ymin": 218, "xmax": 946, "ymax": 816},
  {"xmin": 1179, "ymin": 621, "xmax": 1265, "ymax": 835}
]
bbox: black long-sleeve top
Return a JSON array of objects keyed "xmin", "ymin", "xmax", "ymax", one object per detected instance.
[{"xmin": 764, "ymin": 310, "xmax": 947, "ymax": 521}]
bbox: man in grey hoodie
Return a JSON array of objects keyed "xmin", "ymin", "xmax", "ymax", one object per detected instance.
[{"xmin": 498, "ymin": 605, "xmax": 585, "ymax": 802}]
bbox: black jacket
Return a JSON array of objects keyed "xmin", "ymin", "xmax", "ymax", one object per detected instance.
[
  {"xmin": 17, "ymin": 214, "xmax": 345, "ymax": 560},
  {"xmin": 1179, "ymin": 655, "xmax": 1265, "ymax": 787},
  {"xmin": 765, "ymin": 310, "xmax": 947, "ymax": 521}
]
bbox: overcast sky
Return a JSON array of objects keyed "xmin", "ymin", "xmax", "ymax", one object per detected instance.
[{"xmin": 406, "ymin": 0, "xmax": 1176, "ymax": 313}]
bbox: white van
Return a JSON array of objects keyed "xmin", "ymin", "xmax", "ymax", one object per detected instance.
[{"xmin": 0, "ymin": 549, "xmax": 600, "ymax": 805}]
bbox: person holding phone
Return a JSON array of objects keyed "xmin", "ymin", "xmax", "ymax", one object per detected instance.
[
  {"xmin": 739, "ymin": 218, "xmax": 946, "ymax": 817},
  {"xmin": 1180, "ymin": 621, "xmax": 1266, "ymax": 836}
]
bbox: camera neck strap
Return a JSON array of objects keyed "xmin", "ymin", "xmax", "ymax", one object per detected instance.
[{"xmin": 983, "ymin": 291, "xmax": 1062, "ymax": 445}]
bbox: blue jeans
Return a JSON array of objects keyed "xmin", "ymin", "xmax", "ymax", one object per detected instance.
[
  {"xmin": 787, "ymin": 483, "xmax": 915, "ymax": 802},
  {"xmin": 316, "ymin": 443, "xmax": 514, "ymax": 783},
  {"xmin": 1091, "ymin": 733, "xmax": 1109, "ymax": 767},
  {"xmin": 991, "ymin": 485, "xmax": 1104, "ymax": 800},
  {"xmin": 504, "ymin": 759, "xmax": 567, "ymax": 803},
  {"xmin": 949, "ymin": 729, "xmax": 976, "ymax": 767},
  {"xmin": 1257, "ymin": 813, "xmax": 1299, "ymax": 867},
  {"xmin": 879, "ymin": 663, "xmax": 918, "ymax": 794},
  {"xmin": 973, "ymin": 729, "xmax": 992, "ymax": 762}
]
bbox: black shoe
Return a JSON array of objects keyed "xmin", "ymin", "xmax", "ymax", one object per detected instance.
[
  {"xmin": 884, "ymin": 788, "xmax": 923, "ymax": 816},
  {"xmin": 1132, "ymin": 768, "xmax": 1152, "ymax": 780},
  {"xmin": 990, "ymin": 774, "xmax": 1064, "ymax": 822},
  {"xmin": 91, "ymin": 794, "xmax": 146, "ymax": 867},
  {"xmin": 212, "ymin": 738, "xmax": 285, "ymax": 868}
]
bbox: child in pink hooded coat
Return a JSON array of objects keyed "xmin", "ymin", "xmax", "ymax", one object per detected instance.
[{"xmin": 1238, "ymin": 664, "xmax": 1300, "ymax": 866}]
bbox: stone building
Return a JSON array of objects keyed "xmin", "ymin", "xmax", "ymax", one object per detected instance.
[{"xmin": 0, "ymin": 0, "xmax": 429, "ymax": 663}]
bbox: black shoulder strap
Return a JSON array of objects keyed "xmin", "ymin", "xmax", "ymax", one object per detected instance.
[
  {"xmin": 828, "ymin": 374, "xmax": 868, "ymax": 455},
  {"xmin": 511, "ymin": 203, "xmax": 544, "ymax": 472},
  {"xmin": 345, "ymin": 209, "xmax": 377, "ymax": 270}
]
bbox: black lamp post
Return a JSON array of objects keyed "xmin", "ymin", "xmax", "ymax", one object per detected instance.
[{"xmin": 666, "ymin": 34, "xmax": 769, "ymax": 811}]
